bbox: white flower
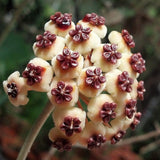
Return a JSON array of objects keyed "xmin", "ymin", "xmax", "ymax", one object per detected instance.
[{"xmin": 3, "ymin": 71, "xmax": 29, "ymax": 107}]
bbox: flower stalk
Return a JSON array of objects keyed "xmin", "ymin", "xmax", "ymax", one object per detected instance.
[{"xmin": 17, "ymin": 101, "xmax": 54, "ymax": 160}]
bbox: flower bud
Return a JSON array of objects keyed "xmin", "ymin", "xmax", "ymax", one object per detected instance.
[
  {"xmin": 53, "ymin": 107, "xmax": 86, "ymax": 137},
  {"xmin": 44, "ymin": 12, "xmax": 75, "ymax": 38},
  {"xmin": 22, "ymin": 57, "xmax": 53, "ymax": 92},
  {"xmin": 47, "ymin": 77, "xmax": 78, "ymax": 107},
  {"xmin": 52, "ymin": 48, "xmax": 84, "ymax": 80},
  {"xmin": 130, "ymin": 112, "xmax": 142, "ymax": 130},
  {"xmin": 118, "ymin": 53, "xmax": 139, "ymax": 79},
  {"xmin": 87, "ymin": 94, "xmax": 117, "ymax": 124},
  {"xmin": 78, "ymin": 13, "xmax": 107, "ymax": 38},
  {"xmin": 105, "ymin": 69, "xmax": 133, "ymax": 105},
  {"xmin": 3, "ymin": 71, "xmax": 29, "ymax": 107},
  {"xmin": 49, "ymin": 127, "xmax": 78, "ymax": 152},
  {"xmin": 91, "ymin": 43, "xmax": 122, "ymax": 72},
  {"xmin": 115, "ymin": 93, "xmax": 132, "ymax": 117},
  {"xmin": 111, "ymin": 114, "xmax": 135, "ymax": 133},
  {"xmin": 33, "ymin": 31, "xmax": 65, "ymax": 60},
  {"xmin": 108, "ymin": 30, "xmax": 135, "ymax": 54},
  {"xmin": 78, "ymin": 66, "xmax": 106, "ymax": 97},
  {"xmin": 79, "ymin": 121, "xmax": 106, "ymax": 149},
  {"xmin": 65, "ymin": 24, "xmax": 101, "ymax": 55}
]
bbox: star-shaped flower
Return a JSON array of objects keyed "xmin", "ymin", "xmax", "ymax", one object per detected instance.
[
  {"xmin": 51, "ymin": 81, "xmax": 73, "ymax": 104},
  {"xmin": 35, "ymin": 31, "xmax": 56, "ymax": 48},
  {"xmin": 69, "ymin": 24, "xmax": 91, "ymax": 42}
]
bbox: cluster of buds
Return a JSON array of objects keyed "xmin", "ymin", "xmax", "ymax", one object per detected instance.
[{"xmin": 3, "ymin": 12, "xmax": 146, "ymax": 151}]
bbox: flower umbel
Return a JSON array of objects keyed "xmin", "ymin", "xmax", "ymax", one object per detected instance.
[{"xmin": 3, "ymin": 12, "xmax": 146, "ymax": 155}]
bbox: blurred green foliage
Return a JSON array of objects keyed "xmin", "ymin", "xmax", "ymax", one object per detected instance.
[{"xmin": 0, "ymin": 0, "xmax": 160, "ymax": 159}]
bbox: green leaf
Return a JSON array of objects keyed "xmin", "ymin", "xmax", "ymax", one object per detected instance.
[
  {"xmin": 0, "ymin": 31, "xmax": 32, "ymax": 67},
  {"xmin": 18, "ymin": 92, "xmax": 48, "ymax": 123},
  {"xmin": 0, "ymin": 31, "xmax": 33, "ymax": 83}
]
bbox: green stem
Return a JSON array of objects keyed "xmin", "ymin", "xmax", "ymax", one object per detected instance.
[{"xmin": 16, "ymin": 102, "xmax": 54, "ymax": 160}]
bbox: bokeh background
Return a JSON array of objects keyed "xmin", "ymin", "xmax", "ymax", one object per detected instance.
[{"xmin": 0, "ymin": 0, "xmax": 160, "ymax": 159}]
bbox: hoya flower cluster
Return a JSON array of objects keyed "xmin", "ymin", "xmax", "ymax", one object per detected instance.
[{"xmin": 3, "ymin": 12, "xmax": 146, "ymax": 151}]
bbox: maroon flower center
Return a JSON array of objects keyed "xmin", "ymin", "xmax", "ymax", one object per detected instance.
[
  {"xmin": 52, "ymin": 138, "xmax": 72, "ymax": 152},
  {"xmin": 7, "ymin": 82, "xmax": 18, "ymax": 98},
  {"xmin": 22, "ymin": 63, "xmax": 45, "ymax": 86},
  {"xmin": 99, "ymin": 102, "xmax": 117, "ymax": 123},
  {"xmin": 51, "ymin": 81, "xmax": 73, "ymax": 104},
  {"xmin": 85, "ymin": 68, "xmax": 106, "ymax": 89},
  {"xmin": 130, "ymin": 112, "xmax": 142, "ymax": 130},
  {"xmin": 69, "ymin": 24, "xmax": 91, "ymax": 43},
  {"xmin": 117, "ymin": 71, "xmax": 133, "ymax": 92},
  {"xmin": 60, "ymin": 116, "xmax": 81, "ymax": 137},
  {"xmin": 82, "ymin": 13, "xmax": 105, "ymax": 26},
  {"xmin": 35, "ymin": 31, "xmax": 56, "ymax": 48},
  {"xmin": 125, "ymin": 99, "xmax": 137, "ymax": 119},
  {"xmin": 137, "ymin": 81, "xmax": 145, "ymax": 101},
  {"xmin": 87, "ymin": 134, "xmax": 106, "ymax": 150},
  {"xmin": 50, "ymin": 12, "xmax": 72, "ymax": 29},
  {"xmin": 121, "ymin": 29, "xmax": 135, "ymax": 48},
  {"xmin": 130, "ymin": 53, "xmax": 146, "ymax": 74},
  {"xmin": 111, "ymin": 130, "xmax": 126, "ymax": 144},
  {"xmin": 56, "ymin": 48, "xmax": 79, "ymax": 70},
  {"xmin": 102, "ymin": 44, "xmax": 122, "ymax": 64}
]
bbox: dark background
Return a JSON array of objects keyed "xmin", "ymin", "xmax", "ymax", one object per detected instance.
[{"xmin": 0, "ymin": 0, "xmax": 160, "ymax": 159}]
